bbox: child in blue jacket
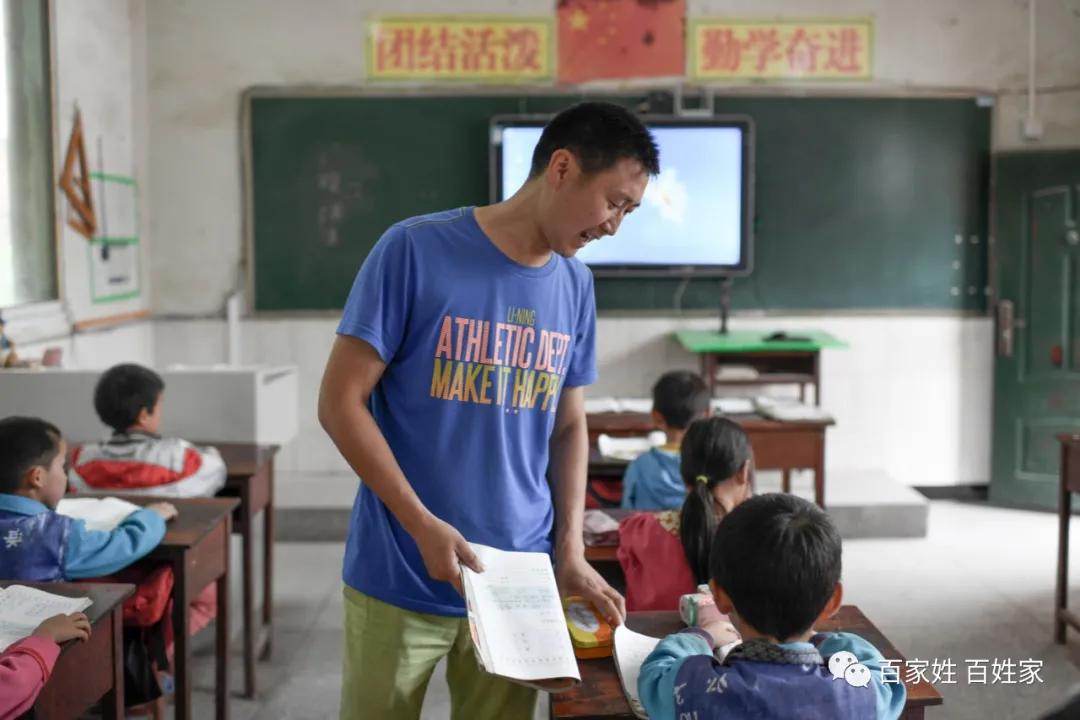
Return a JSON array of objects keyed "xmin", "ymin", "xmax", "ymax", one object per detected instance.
[
  {"xmin": 639, "ymin": 493, "xmax": 906, "ymax": 720},
  {"xmin": 0, "ymin": 416, "xmax": 175, "ymax": 581}
]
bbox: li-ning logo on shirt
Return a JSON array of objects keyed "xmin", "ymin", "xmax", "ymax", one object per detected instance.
[
  {"xmin": 3, "ymin": 529, "xmax": 23, "ymax": 549},
  {"xmin": 429, "ymin": 309, "xmax": 572, "ymax": 414},
  {"xmin": 829, "ymin": 651, "xmax": 873, "ymax": 688}
]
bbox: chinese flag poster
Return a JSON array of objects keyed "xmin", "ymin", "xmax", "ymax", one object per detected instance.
[{"xmin": 557, "ymin": 0, "xmax": 685, "ymax": 83}]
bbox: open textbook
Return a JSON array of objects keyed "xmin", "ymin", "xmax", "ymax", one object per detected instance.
[
  {"xmin": 460, "ymin": 544, "xmax": 580, "ymax": 691},
  {"xmin": 56, "ymin": 496, "xmax": 141, "ymax": 531},
  {"xmin": 0, "ymin": 585, "xmax": 93, "ymax": 651}
]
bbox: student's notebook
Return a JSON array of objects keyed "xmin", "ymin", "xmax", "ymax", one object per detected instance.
[
  {"xmin": 56, "ymin": 497, "xmax": 141, "ymax": 531},
  {"xmin": 613, "ymin": 625, "xmax": 660, "ymax": 719},
  {"xmin": 0, "ymin": 585, "xmax": 93, "ymax": 651},
  {"xmin": 460, "ymin": 544, "xmax": 580, "ymax": 692}
]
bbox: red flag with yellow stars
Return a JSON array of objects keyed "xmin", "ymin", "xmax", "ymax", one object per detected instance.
[{"xmin": 557, "ymin": 0, "xmax": 685, "ymax": 83}]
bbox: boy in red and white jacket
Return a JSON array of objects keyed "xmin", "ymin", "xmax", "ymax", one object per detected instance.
[{"xmin": 69, "ymin": 364, "xmax": 226, "ymax": 498}]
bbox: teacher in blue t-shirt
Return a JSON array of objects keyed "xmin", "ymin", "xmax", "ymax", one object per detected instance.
[{"xmin": 319, "ymin": 102, "xmax": 659, "ymax": 720}]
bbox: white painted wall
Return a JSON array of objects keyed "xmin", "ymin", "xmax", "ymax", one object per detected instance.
[
  {"xmin": 54, "ymin": 0, "xmax": 150, "ymax": 326},
  {"xmin": 8, "ymin": 0, "xmax": 157, "ymax": 375},
  {"xmin": 132, "ymin": 0, "xmax": 1079, "ymax": 484}
]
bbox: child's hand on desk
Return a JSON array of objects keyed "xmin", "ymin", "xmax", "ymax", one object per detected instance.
[
  {"xmin": 147, "ymin": 502, "xmax": 178, "ymax": 521},
  {"xmin": 32, "ymin": 612, "xmax": 91, "ymax": 644},
  {"xmin": 701, "ymin": 620, "xmax": 740, "ymax": 648}
]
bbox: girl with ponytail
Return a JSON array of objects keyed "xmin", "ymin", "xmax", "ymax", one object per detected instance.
[
  {"xmin": 678, "ymin": 417, "xmax": 753, "ymax": 586},
  {"xmin": 617, "ymin": 416, "xmax": 753, "ymax": 610}
]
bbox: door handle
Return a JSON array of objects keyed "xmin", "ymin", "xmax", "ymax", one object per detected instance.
[{"xmin": 998, "ymin": 299, "xmax": 1015, "ymax": 357}]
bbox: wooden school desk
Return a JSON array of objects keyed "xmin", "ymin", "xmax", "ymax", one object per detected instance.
[
  {"xmin": 1056, "ymin": 433, "xmax": 1080, "ymax": 643},
  {"xmin": 209, "ymin": 443, "xmax": 278, "ymax": 698},
  {"xmin": 675, "ymin": 329, "xmax": 846, "ymax": 405},
  {"xmin": 587, "ymin": 412, "xmax": 832, "ymax": 507},
  {"xmin": 0, "ymin": 581, "xmax": 133, "ymax": 720},
  {"xmin": 66, "ymin": 441, "xmax": 279, "ymax": 700},
  {"xmin": 551, "ymin": 607, "xmax": 943, "ymax": 720},
  {"xmin": 118, "ymin": 495, "xmax": 240, "ymax": 720}
]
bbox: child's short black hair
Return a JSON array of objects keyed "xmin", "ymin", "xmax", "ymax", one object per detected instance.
[
  {"xmin": 529, "ymin": 102, "xmax": 660, "ymax": 179},
  {"xmin": 710, "ymin": 493, "xmax": 842, "ymax": 641},
  {"xmin": 93, "ymin": 363, "xmax": 165, "ymax": 433},
  {"xmin": 0, "ymin": 416, "xmax": 63, "ymax": 493},
  {"xmin": 652, "ymin": 370, "xmax": 709, "ymax": 429}
]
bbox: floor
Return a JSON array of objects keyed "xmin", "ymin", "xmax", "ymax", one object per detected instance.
[{"xmin": 184, "ymin": 488, "xmax": 1080, "ymax": 719}]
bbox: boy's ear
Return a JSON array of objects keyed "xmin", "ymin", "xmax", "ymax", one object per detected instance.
[
  {"xmin": 650, "ymin": 409, "xmax": 666, "ymax": 429},
  {"xmin": 24, "ymin": 465, "xmax": 45, "ymax": 490},
  {"xmin": 710, "ymin": 580, "xmax": 735, "ymax": 615},
  {"xmin": 816, "ymin": 581, "xmax": 844, "ymax": 623}
]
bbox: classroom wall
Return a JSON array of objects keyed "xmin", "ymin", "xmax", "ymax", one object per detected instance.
[
  {"xmin": 54, "ymin": 0, "xmax": 151, "ymax": 327},
  {"xmin": 141, "ymin": 0, "xmax": 1080, "ymax": 485},
  {"xmin": 15, "ymin": 0, "xmax": 157, "ymax": 370}
]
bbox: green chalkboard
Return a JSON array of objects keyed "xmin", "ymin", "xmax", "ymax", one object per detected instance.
[{"xmin": 246, "ymin": 92, "xmax": 990, "ymax": 312}]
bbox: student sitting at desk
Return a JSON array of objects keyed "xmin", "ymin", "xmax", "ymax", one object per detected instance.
[
  {"xmin": 66, "ymin": 364, "xmax": 223, "ymax": 690},
  {"xmin": 0, "ymin": 612, "xmax": 91, "ymax": 720},
  {"xmin": 0, "ymin": 416, "xmax": 175, "ymax": 581},
  {"xmin": 619, "ymin": 416, "xmax": 753, "ymax": 611},
  {"xmin": 620, "ymin": 370, "xmax": 710, "ymax": 510},
  {"xmin": 68, "ymin": 363, "xmax": 226, "ymax": 498},
  {"xmin": 639, "ymin": 493, "xmax": 906, "ymax": 720},
  {"xmin": 0, "ymin": 416, "xmax": 180, "ymax": 709}
]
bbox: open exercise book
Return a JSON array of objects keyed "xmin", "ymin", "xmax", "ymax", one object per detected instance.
[
  {"xmin": 460, "ymin": 544, "xmax": 580, "ymax": 692},
  {"xmin": 0, "ymin": 585, "xmax": 93, "ymax": 652},
  {"xmin": 56, "ymin": 497, "xmax": 141, "ymax": 531},
  {"xmin": 614, "ymin": 625, "xmax": 660, "ymax": 718},
  {"xmin": 614, "ymin": 625, "xmax": 742, "ymax": 718}
]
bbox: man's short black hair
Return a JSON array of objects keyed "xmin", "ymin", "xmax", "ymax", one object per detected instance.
[
  {"xmin": 0, "ymin": 416, "xmax": 62, "ymax": 493},
  {"xmin": 528, "ymin": 102, "xmax": 660, "ymax": 179},
  {"xmin": 710, "ymin": 493, "xmax": 842, "ymax": 641},
  {"xmin": 652, "ymin": 370, "xmax": 710, "ymax": 429},
  {"xmin": 94, "ymin": 363, "xmax": 165, "ymax": 433}
]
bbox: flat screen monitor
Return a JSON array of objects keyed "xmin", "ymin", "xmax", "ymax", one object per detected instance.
[{"xmin": 491, "ymin": 115, "xmax": 754, "ymax": 276}]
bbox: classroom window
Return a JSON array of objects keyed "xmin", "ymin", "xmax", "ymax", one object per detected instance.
[{"xmin": 0, "ymin": 0, "xmax": 57, "ymax": 309}]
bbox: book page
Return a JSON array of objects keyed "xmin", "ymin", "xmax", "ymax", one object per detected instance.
[
  {"xmin": 597, "ymin": 433, "xmax": 665, "ymax": 462},
  {"xmin": 584, "ymin": 397, "xmax": 620, "ymax": 414},
  {"xmin": 56, "ymin": 497, "xmax": 141, "ymax": 531},
  {"xmin": 613, "ymin": 625, "xmax": 661, "ymax": 719},
  {"xmin": 0, "ymin": 585, "xmax": 93, "ymax": 651},
  {"xmin": 462, "ymin": 544, "xmax": 580, "ymax": 685}
]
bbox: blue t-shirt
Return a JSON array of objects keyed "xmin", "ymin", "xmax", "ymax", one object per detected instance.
[
  {"xmin": 621, "ymin": 447, "xmax": 684, "ymax": 510},
  {"xmin": 337, "ymin": 207, "xmax": 598, "ymax": 616}
]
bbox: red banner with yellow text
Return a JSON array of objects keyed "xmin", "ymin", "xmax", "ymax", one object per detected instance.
[{"xmin": 368, "ymin": 16, "xmax": 553, "ymax": 82}]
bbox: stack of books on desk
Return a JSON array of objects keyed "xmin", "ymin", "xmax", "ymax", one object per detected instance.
[{"xmin": 754, "ymin": 397, "xmax": 833, "ymax": 422}]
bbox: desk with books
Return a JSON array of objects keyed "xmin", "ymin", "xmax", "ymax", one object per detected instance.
[
  {"xmin": 550, "ymin": 607, "xmax": 943, "ymax": 720},
  {"xmin": 587, "ymin": 412, "xmax": 832, "ymax": 507},
  {"xmin": 0, "ymin": 581, "xmax": 133, "ymax": 720}
]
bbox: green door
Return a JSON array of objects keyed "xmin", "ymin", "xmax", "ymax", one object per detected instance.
[{"xmin": 990, "ymin": 151, "xmax": 1080, "ymax": 508}]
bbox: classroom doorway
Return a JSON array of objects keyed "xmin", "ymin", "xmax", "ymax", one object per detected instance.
[{"xmin": 990, "ymin": 150, "xmax": 1080, "ymax": 509}]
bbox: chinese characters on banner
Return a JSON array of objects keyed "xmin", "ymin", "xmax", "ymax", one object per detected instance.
[
  {"xmin": 556, "ymin": 0, "xmax": 685, "ymax": 83},
  {"xmin": 690, "ymin": 20, "xmax": 873, "ymax": 80},
  {"xmin": 368, "ymin": 17, "xmax": 553, "ymax": 81}
]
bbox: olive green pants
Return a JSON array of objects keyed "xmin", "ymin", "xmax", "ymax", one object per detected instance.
[{"xmin": 340, "ymin": 586, "xmax": 537, "ymax": 720}]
